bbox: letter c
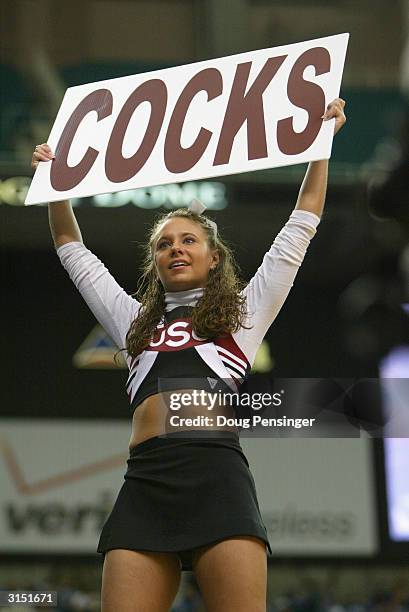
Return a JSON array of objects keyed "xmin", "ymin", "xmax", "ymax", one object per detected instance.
[
  {"xmin": 50, "ymin": 89, "xmax": 113, "ymax": 191},
  {"xmin": 164, "ymin": 68, "xmax": 223, "ymax": 173}
]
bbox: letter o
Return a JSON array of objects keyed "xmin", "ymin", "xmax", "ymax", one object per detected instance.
[{"xmin": 105, "ymin": 79, "xmax": 167, "ymax": 182}]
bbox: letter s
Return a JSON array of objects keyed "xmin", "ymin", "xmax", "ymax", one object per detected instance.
[
  {"xmin": 277, "ymin": 47, "xmax": 331, "ymax": 155},
  {"xmin": 166, "ymin": 322, "xmax": 190, "ymax": 347},
  {"xmin": 272, "ymin": 393, "xmax": 282, "ymax": 406}
]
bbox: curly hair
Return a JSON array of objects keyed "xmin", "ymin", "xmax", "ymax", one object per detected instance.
[{"xmin": 125, "ymin": 208, "xmax": 249, "ymax": 358}]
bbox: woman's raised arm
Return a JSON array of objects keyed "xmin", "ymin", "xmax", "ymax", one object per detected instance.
[
  {"xmin": 48, "ymin": 200, "xmax": 83, "ymax": 248},
  {"xmin": 295, "ymin": 98, "xmax": 346, "ymax": 218},
  {"xmin": 31, "ymin": 143, "xmax": 82, "ymax": 248},
  {"xmin": 235, "ymin": 99, "xmax": 347, "ymax": 362},
  {"xmin": 31, "ymin": 143, "xmax": 140, "ymax": 352}
]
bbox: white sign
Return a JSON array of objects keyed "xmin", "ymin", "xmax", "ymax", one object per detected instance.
[
  {"xmin": 26, "ymin": 33, "xmax": 349, "ymax": 206},
  {"xmin": 0, "ymin": 419, "xmax": 376, "ymax": 555}
]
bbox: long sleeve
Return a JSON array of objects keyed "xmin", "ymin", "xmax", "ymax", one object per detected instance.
[
  {"xmin": 233, "ymin": 209, "xmax": 320, "ymax": 365},
  {"xmin": 56, "ymin": 242, "xmax": 141, "ymax": 353}
]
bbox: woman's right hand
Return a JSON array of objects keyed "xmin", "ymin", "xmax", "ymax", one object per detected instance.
[{"xmin": 31, "ymin": 143, "xmax": 54, "ymax": 171}]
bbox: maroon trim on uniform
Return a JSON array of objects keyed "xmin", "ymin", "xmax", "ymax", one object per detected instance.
[{"xmin": 214, "ymin": 335, "xmax": 249, "ymax": 369}]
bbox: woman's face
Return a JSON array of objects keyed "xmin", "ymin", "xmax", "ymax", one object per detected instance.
[{"xmin": 153, "ymin": 217, "xmax": 219, "ymax": 292}]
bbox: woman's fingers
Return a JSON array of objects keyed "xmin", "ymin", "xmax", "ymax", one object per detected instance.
[
  {"xmin": 322, "ymin": 98, "xmax": 345, "ymax": 119},
  {"xmin": 322, "ymin": 98, "xmax": 346, "ymax": 135},
  {"xmin": 31, "ymin": 143, "xmax": 54, "ymax": 170},
  {"xmin": 35, "ymin": 143, "xmax": 54, "ymax": 158}
]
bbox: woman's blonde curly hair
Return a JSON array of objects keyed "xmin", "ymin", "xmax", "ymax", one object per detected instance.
[{"xmin": 125, "ymin": 208, "xmax": 249, "ymax": 358}]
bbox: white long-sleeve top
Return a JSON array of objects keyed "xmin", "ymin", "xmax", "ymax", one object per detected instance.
[{"xmin": 57, "ymin": 209, "xmax": 320, "ymax": 408}]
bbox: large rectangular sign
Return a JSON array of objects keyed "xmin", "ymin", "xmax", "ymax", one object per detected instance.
[
  {"xmin": 0, "ymin": 420, "xmax": 128, "ymax": 553},
  {"xmin": 242, "ymin": 437, "xmax": 377, "ymax": 555},
  {"xmin": 0, "ymin": 419, "xmax": 376, "ymax": 555},
  {"xmin": 25, "ymin": 33, "xmax": 349, "ymax": 205}
]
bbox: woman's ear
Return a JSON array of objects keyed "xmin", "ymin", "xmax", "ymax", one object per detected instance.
[{"xmin": 210, "ymin": 249, "xmax": 220, "ymax": 269}]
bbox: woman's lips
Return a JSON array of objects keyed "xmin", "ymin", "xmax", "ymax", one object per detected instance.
[{"xmin": 169, "ymin": 264, "xmax": 190, "ymax": 273}]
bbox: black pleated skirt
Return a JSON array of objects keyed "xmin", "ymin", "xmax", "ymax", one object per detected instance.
[{"xmin": 97, "ymin": 431, "xmax": 272, "ymax": 571}]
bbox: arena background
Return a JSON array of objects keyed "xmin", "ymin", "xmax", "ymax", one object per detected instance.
[{"xmin": 1, "ymin": 1, "xmax": 408, "ymax": 610}]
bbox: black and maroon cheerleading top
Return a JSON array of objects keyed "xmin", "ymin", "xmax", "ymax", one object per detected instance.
[{"xmin": 57, "ymin": 209, "xmax": 320, "ymax": 411}]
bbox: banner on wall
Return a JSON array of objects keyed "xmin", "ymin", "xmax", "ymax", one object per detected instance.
[
  {"xmin": 25, "ymin": 33, "xmax": 349, "ymax": 206},
  {"xmin": 0, "ymin": 420, "xmax": 128, "ymax": 553},
  {"xmin": 0, "ymin": 419, "xmax": 376, "ymax": 555},
  {"xmin": 241, "ymin": 437, "xmax": 377, "ymax": 555}
]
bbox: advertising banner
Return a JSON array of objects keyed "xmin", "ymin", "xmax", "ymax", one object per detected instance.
[
  {"xmin": 242, "ymin": 437, "xmax": 377, "ymax": 555},
  {"xmin": 0, "ymin": 419, "xmax": 376, "ymax": 555},
  {"xmin": 0, "ymin": 420, "xmax": 128, "ymax": 553}
]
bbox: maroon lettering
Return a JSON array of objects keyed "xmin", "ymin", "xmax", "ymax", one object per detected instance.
[
  {"xmin": 105, "ymin": 79, "xmax": 167, "ymax": 182},
  {"xmin": 277, "ymin": 47, "xmax": 331, "ymax": 155},
  {"xmin": 213, "ymin": 57, "xmax": 287, "ymax": 166},
  {"xmin": 164, "ymin": 68, "xmax": 223, "ymax": 174},
  {"xmin": 50, "ymin": 89, "xmax": 113, "ymax": 191}
]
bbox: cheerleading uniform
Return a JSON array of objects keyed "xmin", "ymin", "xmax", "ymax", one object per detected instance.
[
  {"xmin": 57, "ymin": 209, "xmax": 320, "ymax": 407},
  {"xmin": 56, "ymin": 208, "xmax": 320, "ymax": 570}
]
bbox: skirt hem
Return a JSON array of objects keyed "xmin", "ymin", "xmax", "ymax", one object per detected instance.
[{"xmin": 98, "ymin": 529, "xmax": 272, "ymax": 571}]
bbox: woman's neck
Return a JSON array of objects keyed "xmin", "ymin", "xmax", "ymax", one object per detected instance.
[{"xmin": 164, "ymin": 287, "xmax": 204, "ymax": 312}]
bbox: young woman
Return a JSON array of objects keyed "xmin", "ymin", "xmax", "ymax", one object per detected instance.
[{"xmin": 32, "ymin": 98, "xmax": 346, "ymax": 612}]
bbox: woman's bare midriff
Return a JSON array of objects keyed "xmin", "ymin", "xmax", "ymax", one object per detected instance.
[{"xmin": 129, "ymin": 390, "xmax": 240, "ymax": 448}]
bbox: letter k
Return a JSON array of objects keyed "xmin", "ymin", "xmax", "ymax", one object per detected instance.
[{"xmin": 213, "ymin": 55, "xmax": 287, "ymax": 166}]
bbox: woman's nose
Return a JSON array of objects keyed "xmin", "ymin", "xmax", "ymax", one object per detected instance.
[{"xmin": 171, "ymin": 244, "xmax": 184, "ymax": 255}]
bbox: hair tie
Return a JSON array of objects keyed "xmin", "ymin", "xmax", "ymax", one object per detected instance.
[
  {"xmin": 188, "ymin": 198, "xmax": 206, "ymax": 215},
  {"xmin": 188, "ymin": 199, "xmax": 218, "ymax": 236}
]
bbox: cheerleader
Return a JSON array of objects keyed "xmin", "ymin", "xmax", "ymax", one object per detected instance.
[{"xmin": 32, "ymin": 98, "xmax": 346, "ymax": 612}]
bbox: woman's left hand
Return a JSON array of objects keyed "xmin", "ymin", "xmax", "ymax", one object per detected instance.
[{"xmin": 322, "ymin": 98, "xmax": 346, "ymax": 135}]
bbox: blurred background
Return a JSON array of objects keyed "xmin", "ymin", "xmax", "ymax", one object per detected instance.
[{"xmin": 1, "ymin": 0, "xmax": 408, "ymax": 610}]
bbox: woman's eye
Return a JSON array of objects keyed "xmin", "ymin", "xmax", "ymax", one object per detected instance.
[
  {"xmin": 184, "ymin": 237, "xmax": 195, "ymax": 243},
  {"xmin": 158, "ymin": 241, "xmax": 169, "ymax": 249}
]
